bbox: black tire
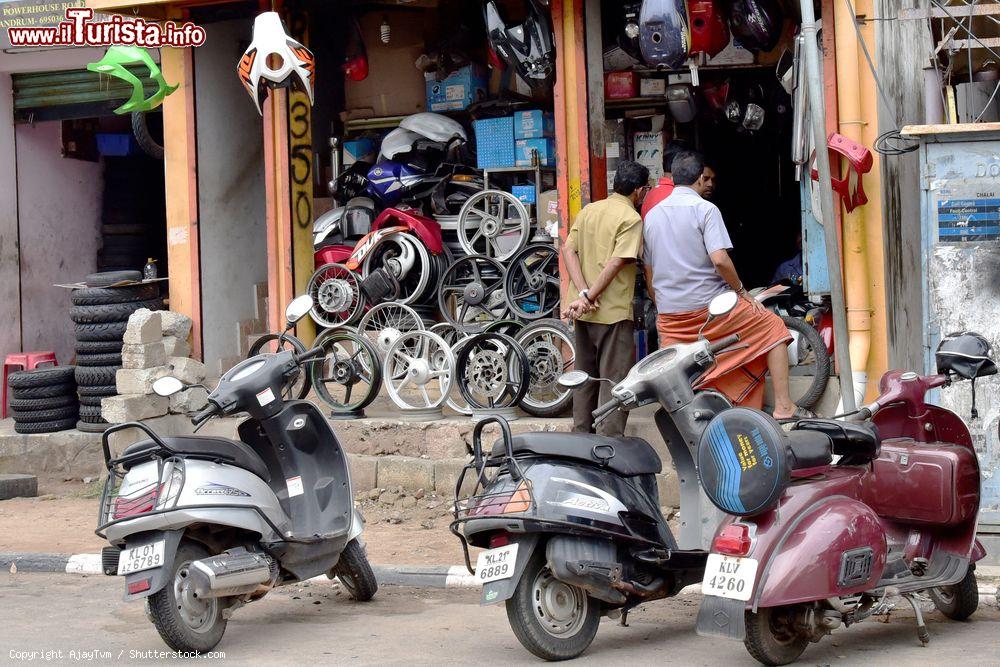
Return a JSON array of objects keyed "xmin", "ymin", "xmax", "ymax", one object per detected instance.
[
  {"xmin": 8, "ymin": 395, "xmax": 77, "ymax": 411},
  {"xmin": 247, "ymin": 333, "xmax": 311, "ymax": 400},
  {"xmin": 102, "ymin": 223, "xmax": 148, "ymax": 236},
  {"xmin": 84, "ymin": 271, "xmax": 142, "ymax": 287},
  {"xmin": 97, "ymin": 254, "xmax": 145, "ymax": 269},
  {"xmin": 78, "ymin": 384, "xmax": 117, "ymax": 397},
  {"xmin": 781, "ymin": 316, "xmax": 832, "ymax": 410},
  {"xmin": 74, "ymin": 321, "xmax": 127, "ymax": 342},
  {"xmin": 76, "ymin": 419, "xmax": 110, "ymax": 433},
  {"xmin": 7, "ymin": 366, "xmax": 76, "ymax": 389},
  {"xmin": 71, "ymin": 284, "xmax": 158, "ymax": 306},
  {"xmin": 148, "ymin": 541, "xmax": 227, "ymax": 653},
  {"xmin": 11, "ymin": 405, "xmax": 79, "ymax": 423},
  {"xmin": 744, "ymin": 607, "xmax": 810, "ymax": 666},
  {"xmin": 132, "ymin": 111, "xmax": 164, "ymax": 160},
  {"xmin": 516, "ymin": 319, "xmax": 575, "ymax": 418},
  {"xmin": 75, "ymin": 340, "xmax": 126, "ymax": 354},
  {"xmin": 14, "ymin": 417, "xmax": 78, "ymax": 434},
  {"xmin": 101, "ymin": 234, "xmax": 146, "ymax": 250},
  {"xmin": 931, "ymin": 567, "xmax": 979, "ymax": 621},
  {"xmin": 79, "ymin": 414, "xmax": 109, "ymax": 424},
  {"xmin": 10, "ymin": 383, "xmax": 75, "ymax": 400},
  {"xmin": 75, "ymin": 353, "xmax": 123, "ymax": 367},
  {"xmin": 79, "ymin": 395, "xmax": 104, "ymax": 407},
  {"xmin": 75, "ymin": 365, "xmax": 120, "ymax": 387},
  {"xmin": 505, "ymin": 550, "xmax": 600, "ymax": 661},
  {"xmin": 334, "ymin": 539, "xmax": 378, "ymax": 601},
  {"xmin": 70, "ymin": 298, "xmax": 163, "ymax": 324},
  {"xmin": 79, "ymin": 405, "xmax": 103, "ymax": 420}
]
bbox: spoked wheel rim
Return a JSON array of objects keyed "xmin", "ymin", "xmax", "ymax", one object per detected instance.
[
  {"xmin": 458, "ymin": 190, "xmax": 531, "ymax": 261},
  {"xmin": 438, "ymin": 255, "xmax": 510, "ymax": 329},
  {"xmin": 308, "ymin": 263, "xmax": 364, "ymax": 329},
  {"xmin": 383, "ymin": 330, "xmax": 454, "ymax": 410},
  {"xmin": 532, "ymin": 566, "xmax": 589, "ymax": 638},
  {"xmin": 174, "ymin": 563, "xmax": 218, "ymax": 634},
  {"xmin": 357, "ymin": 303, "xmax": 425, "ymax": 379},
  {"xmin": 361, "ymin": 234, "xmax": 432, "ymax": 306},
  {"xmin": 312, "ymin": 331, "xmax": 382, "ymax": 413},
  {"xmin": 504, "ymin": 244, "xmax": 560, "ymax": 320},
  {"xmin": 516, "ymin": 323, "xmax": 576, "ymax": 411}
]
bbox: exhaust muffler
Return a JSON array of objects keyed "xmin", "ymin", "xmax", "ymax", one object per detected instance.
[{"xmin": 189, "ymin": 548, "xmax": 277, "ymax": 598}]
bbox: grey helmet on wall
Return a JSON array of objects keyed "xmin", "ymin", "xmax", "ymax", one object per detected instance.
[{"xmin": 483, "ymin": 0, "xmax": 556, "ymax": 91}]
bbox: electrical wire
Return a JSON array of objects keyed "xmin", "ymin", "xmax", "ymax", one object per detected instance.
[
  {"xmin": 929, "ymin": 0, "xmax": 1000, "ymax": 62},
  {"xmin": 875, "ymin": 129, "xmax": 920, "ymax": 154}
]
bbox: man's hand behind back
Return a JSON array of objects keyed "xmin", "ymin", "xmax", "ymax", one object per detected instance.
[{"xmin": 563, "ymin": 296, "xmax": 598, "ymax": 321}]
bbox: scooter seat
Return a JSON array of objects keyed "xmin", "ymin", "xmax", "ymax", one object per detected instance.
[
  {"xmin": 494, "ymin": 432, "xmax": 662, "ymax": 476},
  {"xmin": 121, "ymin": 436, "xmax": 270, "ymax": 482}
]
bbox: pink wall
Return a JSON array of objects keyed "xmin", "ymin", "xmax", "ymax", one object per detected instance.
[{"xmin": 15, "ymin": 121, "xmax": 102, "ymax": 366}]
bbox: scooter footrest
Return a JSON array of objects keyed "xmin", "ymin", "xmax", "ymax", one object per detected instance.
[{"xmin": 696, "ymin": 595, "xmax": 747, "ymax": 640}]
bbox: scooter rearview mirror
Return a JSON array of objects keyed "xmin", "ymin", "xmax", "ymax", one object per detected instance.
[
  {"xmin": 284, "ymin": 294, "xmax": 314, "ymax": 324},
  {"xmin": 557, "ymin": 370, "xmax": 591, "ymax": 388},
  {"xmin": 708, "ymin": 290, "xmax": 739, "ymax": 318},
  {"xmin": 152, "ymin": 376, "xmax": 184, "ymax": 397}
]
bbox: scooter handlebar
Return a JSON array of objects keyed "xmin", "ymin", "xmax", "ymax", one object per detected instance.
[
  {"xmin": 708, "ymin": 334, "xmax": 741, "ymax": 354},
  {"xmin": 592, "ymin": 398, "xmax": 619, "ymax": 424},
  {"xmin": 294, "ymin": 345, "xmax": 326, "ymax": 364},
  {"xmin": 190, "ymin": 402, "xmax": 219, "ymax": 427}
]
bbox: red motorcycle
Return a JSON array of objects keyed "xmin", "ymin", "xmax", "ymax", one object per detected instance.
[{"xmin": 695, "ymin": 331, "xmax": 995, "ymax": 665}]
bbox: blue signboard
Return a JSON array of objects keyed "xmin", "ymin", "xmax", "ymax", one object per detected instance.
[{"xmin": 936, "ymin": 197, "xmax": 1000, "ymax": 242}]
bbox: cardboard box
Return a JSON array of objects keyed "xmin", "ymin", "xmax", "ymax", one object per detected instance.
[
  {"xmin": 343, "ymin": 138, "xmax": 376, "ymax": 166},
  {"xmin": 344, "ymin": 11, "xmax": 426, "ymax": 118},
  {"xmin": 537, "ymin": 189, "xmax": 560, "ymax": 236},
  {"xmin": 514, "ymin": 110, "xmax": 555, "ymax": 139},
  {"xmin": 425, "ymin": 63, "xmax": 488, "ymax": 112},
  {"xmin": 633, "ymin": 131, "xmax": 664, "ymax": 183},
  {"xmin": 511, "ymin": 185, "xmax": 537, "ymax": 205},
  {"xmin": 474, "ymin": 117, "xmax": 516, "ymax": 169},
  {"xmin": 515, "ymin": 138, "xmax": 556, "ymax": 167},
  {"xmin": 640, "ymin": 78, "xmax": 666, "ymax": 97},
  {"xmin": 604, "ymin": 71, "xmax": 638, "ymax": 99}
]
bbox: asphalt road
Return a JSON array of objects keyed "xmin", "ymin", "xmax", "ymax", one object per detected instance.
[{"xmin": 1, "ymin": 573, "xmax": 998, "ymax": 665}]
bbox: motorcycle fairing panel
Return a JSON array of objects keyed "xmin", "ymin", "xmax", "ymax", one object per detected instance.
[
  {"xmin": 639, "ymin": 0, "xmax": 690, "ymax": 69},
  {"xmin": 238, "ymin": 12, "xmax": 316, "ymax": 115},
  {"xmin": 484, "ymin": 0, "xmax": 556, "ymax": 90}
]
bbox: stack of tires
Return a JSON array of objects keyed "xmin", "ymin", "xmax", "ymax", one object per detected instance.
[
  {"xmin": 8, "ymin": 367, "xmax": 79, "ymax": 434},
  {"xmin": 70, "ymin": 271, "xmax": 163, "ymax": 433}
]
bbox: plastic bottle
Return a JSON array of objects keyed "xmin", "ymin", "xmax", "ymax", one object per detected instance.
[{"xmin": 143, "ymin": 257, "xmax": 158, "ymax": 281}]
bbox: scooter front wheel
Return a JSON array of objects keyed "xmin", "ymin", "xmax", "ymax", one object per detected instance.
[
  {"xmin": 335, "ymin": 538, "xmax": 378, "ymax": 602},
  {"xmin": 744, "ymin": 606, "xmax": 809, "ymax": 666},
  {"xmin": 505, "ymin": 551, "xmax": 600, "ymax": 661},
  {"xmin": 147, "ymin": 541, "xmax": 227, "ymax": 653}
]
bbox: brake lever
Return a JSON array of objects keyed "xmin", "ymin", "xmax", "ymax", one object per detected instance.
[{"xmin": 716, "ymin": 343, "xmax": 751, "ymax": 357}]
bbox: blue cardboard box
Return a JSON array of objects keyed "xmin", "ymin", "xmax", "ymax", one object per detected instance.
[
  {"xmin": 474, "ymin": 117, "xmax": 516, "ymax": 169},
  {"xmin": 515, "ymin": 138, "xmax": 556, "ymax": 167},
  {"xmin": 511, "ymin": 185, "xmax": 537, "ymax": 205},
  {"xmin": 514, "ymin": 110, "xmax": 555, "ymax": 139},
  {"xmin": 425, "ymin": 63, "xmax": 488, "ymax": 112},
  {"xmin": 343, "ymin": 138, "xmax": 376, "ymax": 166}
]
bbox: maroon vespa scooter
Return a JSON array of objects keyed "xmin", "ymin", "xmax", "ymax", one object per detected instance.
[{"xmin": 694, "ymin": 331, "xmax": 996, "ymax": 665}]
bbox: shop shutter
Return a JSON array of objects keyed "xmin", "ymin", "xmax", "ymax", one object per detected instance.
[{"xmin": 11, "ymin": 65, "xmax": 159, "ymax": 123}]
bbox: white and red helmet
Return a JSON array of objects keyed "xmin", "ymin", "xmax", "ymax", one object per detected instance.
[{"xmin": 237, "ymin": 12, "xmax": 315, "ymax": 115}]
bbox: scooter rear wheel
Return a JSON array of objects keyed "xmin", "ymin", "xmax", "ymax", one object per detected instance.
[
  {"xmin": 505, "ymin": 551, "xmax": 600, "ymax": 661},
  {"xmin": 930, "ymin": 566, "xmax": 979, "ymax": 621},
  {"xmin": 147, "ymin": 541, "xmax": 227, "ymax": 653},
  {"xmin": 744, "ymin": 607, "xmax": 809, "ymax": 666}
]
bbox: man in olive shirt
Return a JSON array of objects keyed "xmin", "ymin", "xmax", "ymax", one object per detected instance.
[{"xmin": 561, "ymin": 161, "xmax": 649, "ymax": 435}]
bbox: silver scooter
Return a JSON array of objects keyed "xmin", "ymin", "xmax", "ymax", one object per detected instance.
[{"xmin": 95, "ymin": 296, "xmax": 375, "ymax": 653}]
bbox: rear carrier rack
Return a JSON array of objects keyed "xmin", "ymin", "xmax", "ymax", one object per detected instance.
[
  {"xmin": 96, "ymin": 422, "xmax": 187, "ymax": 537},
  {"xmin": 450, "ymin": 417, "xmax": 536, "ymax": 572}
]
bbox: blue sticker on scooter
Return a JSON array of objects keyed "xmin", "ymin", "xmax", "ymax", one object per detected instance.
[{"xmin": 706, "ymin": 420, "xmax": 746, "ymax": 514}]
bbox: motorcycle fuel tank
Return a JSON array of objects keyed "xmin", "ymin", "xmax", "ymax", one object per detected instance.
[{"xmin": 639, "ymin": 0, "xmax": 690, "ymax": 69}]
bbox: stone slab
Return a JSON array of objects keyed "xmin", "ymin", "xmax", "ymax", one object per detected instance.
[
  {"xmin": 348, "ymin": 454, "xmax": 378, "ymax": 494},
  {"xmin": 0, "ymin": 473, "xmax": 38, "ymax": 500},
  {"xmin": 123, "ymin": 309, "xmax": 162, "ymax": 344},
  {"xmin": 377, "ymin": 455, "xmax": 434, "ymax": 491}
]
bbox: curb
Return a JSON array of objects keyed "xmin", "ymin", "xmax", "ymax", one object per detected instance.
[{"xmin": 3, "ymin": 552, "xmax": 999, "ymax": 603}]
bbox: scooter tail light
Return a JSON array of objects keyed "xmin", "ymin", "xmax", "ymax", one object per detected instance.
[
  {"xmin": 127, "ymin": 578, "xmax": 151, "ymax": 594},
  {"xmin": 489, "ymin": 533, "xmax": 509, "ymax": 548},
  {"xmin": 502, "ymin": 481, "xmax": 530, "ymax": 514},
  {"xmin": 713, "ymin": 524, "xmax": 752, "ymax": 556},
  {"xmin": 112, "ymin": 484, "xmax": 162, "ymax": 520}
]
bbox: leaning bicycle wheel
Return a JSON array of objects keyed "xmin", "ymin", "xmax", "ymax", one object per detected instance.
[
  {"xmin": 456, "ymin": 332, "xmax": 530, "ymax": 410},
  {"xmin": 247, "ymin": 333, "xmax": 311, "ymax": 400},
  {"xmin": 311, "ymin": 329, "xmax": 383, "ymax": 415},
  {"xmin": 516, "ymin": 319, "xmax": 576, "ymax": 418},
  {"xmin": 307, "ymin": 263, "xmax": 364, "ymax": 329},
  {"xmin": 782, "ymin": 315, "xmax": 831, "ymax": 409}
]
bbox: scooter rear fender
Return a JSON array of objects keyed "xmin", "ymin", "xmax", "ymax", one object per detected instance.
[
  {"xmin": 121, "ymin": 529, "xmax": 185, "ymax": 602},
  {"xmin": 480, "ymin": 533, "xmax": 540, "ymax": 606}
]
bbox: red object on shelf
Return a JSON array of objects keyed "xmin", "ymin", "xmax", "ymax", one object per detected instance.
[
  {"xmin": 688, "ymin": 0, "xmax": 730, "ymax": 59},
  {"xmin": 811, "ymin": 132, "xmax": 874, "ymax": 213},
  {"xmin": 604, "ymin": 71, "xmax": 639, "ymax": 100},
  {"xmin": 2, "ymin": 351, "xmax": 58, "ymax": 418}
]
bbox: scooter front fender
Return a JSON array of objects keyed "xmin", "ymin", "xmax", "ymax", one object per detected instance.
[
  {"xmin": 121, "ymin": 529, "xmax": 185, "ymax": 602},
  {"xmin": 751, "ymin": 495, "xmax": 887, "ymax": 609}
]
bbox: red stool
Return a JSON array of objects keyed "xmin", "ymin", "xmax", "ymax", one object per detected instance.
[{"xmin": 3, "ymin": 352, "xmax": 58, "ymax": 418}]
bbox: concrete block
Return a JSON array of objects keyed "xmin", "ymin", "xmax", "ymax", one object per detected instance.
[
  {"xmin": 0, "ymin": 473, "xmax": 38, "ymax": 500},
  {"xmin": 423, "ymin": 424, "xmax": 471, "ymax": 459},
  {"xmin": 169, "ymin": 357, "xmax": 207, "ymax": 384},
  {"xmin": 348, "ymin": 454, "xmax": 378, "ymax": 493},
  {"xmin": 160, "ymin": 311, "xmax": 193, "ymax": 340},
  {"xmin": 169, "ymin": 387, "xmax": 209, "ymax": 415},
  {"xmin": 377, "ymin": 455, "xmax": 434, "ymax": 491},
  {"xmin": 656, "ymin": 471, "xmax": 680, "ymax": 507},
  {"xmin": 433, "ymin": 458, "xmax": 476, "ymax": 497},
  {"xmin": 101, "ymin": 394, "xmax": 168, "ymax": 424},
  {"xmin": 121, "ymin": 342, "xmax": 166, "ymax": 370},
  {"xmin": 162, "ymin": 336, "xmax": 192, "ymax": 359},
  {"xmin": 123, "ymin": 309, "xmax": 162, "ymax": 344},
  {"xmin": 116, "ymin": 366, "xmax": 170, "ymax": 395}
]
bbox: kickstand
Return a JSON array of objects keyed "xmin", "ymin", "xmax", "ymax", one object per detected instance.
[
  {"xmin": 620, "ymin": 608, "xmax": 630, "ymax": 627},
  {"xmin": 902, "ymin": 594, "xmax": 930, "ymax": 646}
]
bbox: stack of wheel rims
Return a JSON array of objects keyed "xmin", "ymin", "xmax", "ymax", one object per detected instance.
[
  {"xmin": 70, "ymin": 271, "xmax": 163, "ymax": 432},
  {"xmin": 7, "ymin": 367, "xmax": 79, "ymax": 434}
]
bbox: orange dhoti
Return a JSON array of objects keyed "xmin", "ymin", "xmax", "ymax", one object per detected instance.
[{"xmin": 656, "ymin": 298, "xmax": 791, "ymax": 408}]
